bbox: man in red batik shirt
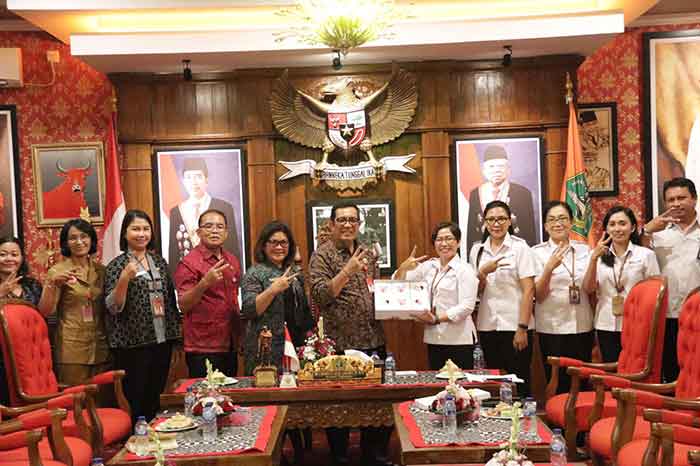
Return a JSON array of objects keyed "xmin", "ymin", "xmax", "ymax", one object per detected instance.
[{"xmin": 175, "ymin": 208, "xmax": 241, "ymax": 377}]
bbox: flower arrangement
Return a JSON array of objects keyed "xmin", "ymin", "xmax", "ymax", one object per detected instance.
[
  {"xmin": 430, "ymin": 384, "xmax": 479, "ymax": 413},
  {"xmin": 298, "ymin": 317, "xmax": 336, "ymax": 368}
]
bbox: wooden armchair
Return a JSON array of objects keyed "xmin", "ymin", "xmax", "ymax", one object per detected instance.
[
  {"xmin": 0, "ymin": 408, "xmax": 92, "ymax": 466},
  {"xmin": 0, "ymin": 301, "xmax": 131, "ymax": 455},
  {"xmin": 587, "ymin": 286, "xmax": 700, "ymax": 465},
  {"xmin": 544, "ymin": 276, "xmax": 668, "ymax": 459}
]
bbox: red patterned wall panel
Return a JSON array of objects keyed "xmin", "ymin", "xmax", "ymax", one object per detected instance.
[
  {"xmin": 0, "ymin": 31, "xmax": 113, "ymax": 279},
  {"xmin": 577, "ymin": 22, "xmax": 700, "ymax": 237}
]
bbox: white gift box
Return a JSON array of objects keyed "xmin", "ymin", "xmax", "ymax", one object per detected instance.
[{"xmin": 374, "ymin": 280, "xmax": 430, "ymax": 320}]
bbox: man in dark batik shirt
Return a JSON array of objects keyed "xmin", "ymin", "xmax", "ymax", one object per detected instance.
[{"xmin": 310, "ymin": 200, "xmax": 394, "ymax": 466}]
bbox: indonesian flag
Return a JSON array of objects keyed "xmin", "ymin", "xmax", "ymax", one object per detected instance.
[
  {"xmin": 101, "ymin": 112, "xmax": 126, "ymax": 265},
  {"xmin": 561, "ymin": 97, "xmax": 595, "ymax": 246},
  {"xmin": 283, "ymin": 324, "xmax": 300, "ymax": 372}
]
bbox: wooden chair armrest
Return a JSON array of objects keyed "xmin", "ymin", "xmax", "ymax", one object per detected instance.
[
  {"xmin": 643, "ymin": 408, "xmax": 700, "ymax": 427},
  {"xmin": 0, "ymin": 402, "xmax": 52, "ymax": 418},
  {"xmin": 689, "ymin": 449, "xmax": 700, "ymax": 465}
]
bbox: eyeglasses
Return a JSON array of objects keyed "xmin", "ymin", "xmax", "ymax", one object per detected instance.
[
  {"xmin": 199, "ymin": 223, "xmax": 226, "ymax": 231},
  {"xmin": 435, "ymin": 236, "xmax": 457, "ymax": 243},
  {"xmin": 334, "ymin": 217, "xmax": 360, "ymax": 225},
  {"xmin": 546, "ymin": 216, "xmax": 571, "ymax": 225},
  {"xmin": 67, "ymin": 234, "xmax": 90, "ymax": 243},
  {"xmin": 267, "ymin": 239, "xmax": 290, "ymax": 248},
  {"xmin": 484, "ymin": 216, "xmax": 510, "ymax": 225}
]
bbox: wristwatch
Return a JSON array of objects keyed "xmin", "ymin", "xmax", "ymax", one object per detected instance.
[{"xmin": 517, "ymin": 323, "xmax": 528, "ymax": 330}]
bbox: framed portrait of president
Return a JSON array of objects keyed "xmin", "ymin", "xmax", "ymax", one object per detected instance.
[
  {"xmin": 451, "ymin": 135, "xmax": 545, "ymax": 255},
  {"xmin": 152, "ymin": 146, "xmax": 249, "ymax": 275}
]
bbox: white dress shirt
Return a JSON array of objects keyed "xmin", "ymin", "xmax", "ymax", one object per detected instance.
[
  {"xmin": 469, "ymin": 233, "xmax": 537, "ymax": 331},
  {"xmin": 177, "ymin": 193, "xmax": 212, "ymax": 247},
  {"xmin": 651, "ymin": 219, "xmax": 700, "ymax": 318},
  {"xmin": 398, "ymin": 255, "xmax": 478, "ymax": 345},
  {"xmin": 533, "ymin": 239, "xmax": 593, "ymax": 334},
  {"xmin": 594, "ymin": 242, "xmax": 660, "ymax": 332}
]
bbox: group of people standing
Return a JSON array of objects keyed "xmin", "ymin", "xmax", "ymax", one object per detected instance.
[{"xmin": 0, "ymin": 175, "xmax": 696, "ymax": 466}]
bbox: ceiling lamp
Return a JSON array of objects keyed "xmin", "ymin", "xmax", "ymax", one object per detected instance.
[{"xmin": 275, "ymin": 0, "xmax": 403, "ymax": 57}]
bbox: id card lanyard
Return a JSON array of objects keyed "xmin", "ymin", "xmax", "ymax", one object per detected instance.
[
  {"xmin": 611, "ymin": 250, "xmax": 630, "ymax": 316},
  {"xmin": 429, "ymin": 263, "xmax": 450, "ymax": 317},
  {"xmin": 558, "ymin": 246, "xmax": 580, "ymax": 305},
  {"xmin": 81, "ymin": 262, "xmax": 95, "ymax": 323}
]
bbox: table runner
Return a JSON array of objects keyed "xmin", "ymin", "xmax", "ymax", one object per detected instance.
[
  {"xmin": 398, "ymin": 401, "xmax": 553, "ymax": 448},
  {"xmin": 173, "ymin": 370, "xmax": 501, "ymax": 393},
  {"xmin": 122, "ymin": 406, "xmax": 276, "ymax": 460}
]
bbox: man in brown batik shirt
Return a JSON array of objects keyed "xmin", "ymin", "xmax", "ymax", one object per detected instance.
[{"xmin": 310, "ymin": 200, "xmax": 393, "ymax": 466}]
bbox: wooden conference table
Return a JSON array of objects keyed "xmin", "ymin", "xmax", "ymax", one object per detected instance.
[
  {"xmin": 160, "ymin": 372, "xmax": 503, "ymax": 429},
  {"xmin": 392, "ymin": 403, "xmax": 554, "ymax": 465},
  {"xmin": 108, "ymin": 406, "xmax": 287, "ymax": 466}
]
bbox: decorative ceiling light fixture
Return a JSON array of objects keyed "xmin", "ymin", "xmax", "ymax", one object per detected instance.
[{"xmin": 275, "ymin": 0, "xmax": 403, "ymax": 57}]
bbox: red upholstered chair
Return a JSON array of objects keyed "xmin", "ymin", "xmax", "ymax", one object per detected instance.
[
  {"xmin": 588, "ymin": 286, "xmax": 700, "ymax": 465},
  {"xmin": 0, "ymin": 301, "xmax": 131, "ymax": 455},
  {"xmin": 544, "ymin": 276, "xmax": 668, "ymax": 458},
  {"xmin": 616, "ymin": 419, "xmax": 700, "ymax": 466},
  {"xmin": 0, "ymin": 408, "xmax": 91, "ymax": 466},
  {"xmin": 598, "ymin": 286, "xmax": 700, "ymax": 466}
]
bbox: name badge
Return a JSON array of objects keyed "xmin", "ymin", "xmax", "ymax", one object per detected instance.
[
  {"xmin": 612, "ymin": 294, "xmax": 624, "ymax": 316},
  {"xmin": 568, "ymin": 284, "xmax": 581, "ymax": 305},
  {"xmin": 81, "ymin": 304, "xmax": 94, "ymax": 322},
  {"xmin": 150, "ymin": 292, "xmax": 165, "ymax": 317}
]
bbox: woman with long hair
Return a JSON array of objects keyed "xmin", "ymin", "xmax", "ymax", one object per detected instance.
[
  {"xmin": 582, "ymin": 205, "xmax": 659, "ymax": 362},
  {"xmin": 104, "ymin": 210, "xmax": 181, "ymax": 421},
  {"xmin": 469, "ymin": 200, "xmax": 537, "ymax": 396}
]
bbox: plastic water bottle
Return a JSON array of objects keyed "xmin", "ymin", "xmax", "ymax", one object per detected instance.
[
  {"xmin": 384, "ymin": 352, "xmax": 396, "ymax": 385},
  {"xmin": 499, "ymin": 382, "xmax": 513, "ymax": 405},
  {"xmin": 201, "ymin": 403, "xmax": 218, "ymax": 442},
  {"xmin": 473, "ymin": 344, "xmax": 485, "ymax": 374},
  {"xmin": 370, "ymin": 351, "xmax": 381, "ymax": 364},
  {"xmin": 523, "ymin": 396, "xmax": 537, "ymax": 436},
  {"xmin": 91, "ymin": 458, "xmax": 105, "ymax": 466},
  {"xmin": 133, "ymin": 416, "xmax": 149, "ymax": 456},
  {"xmin": 550, "ymin": 428, "xmax": 567, "ymax": 466},
  {"xmin": 442, "ymin": 394, "xmax": 457, "ymax": 436},
  {"xmin": 184, "ymin": 386, "xmax": 196, "ymax": 417}
]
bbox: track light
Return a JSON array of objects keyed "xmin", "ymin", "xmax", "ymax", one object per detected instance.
[
  {"xmin": 182, "ymin": 59, "xmax": 192, "ymax": 81},
  {"xmin": 502, "ymin": 46, "xmax": 513, "ymax": 67},
  {"xmin": 332, "ymin": 50, "xmax": 342, "ymax": 70}
]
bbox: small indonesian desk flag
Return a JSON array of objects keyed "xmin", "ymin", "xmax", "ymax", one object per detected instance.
[
  {"xmin": 283, "ymin": 324, "xmax": 300, "ymax": 372},
  {"xmin": 102, "ymin": 112, "xmax": 126, "ymax": 265}
]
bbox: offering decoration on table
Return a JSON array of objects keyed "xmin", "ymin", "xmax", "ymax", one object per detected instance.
[
  {"xmin": 297, "ymin": 354, "xmax": 381, "ymax": 386},
  {"xmin": 203, "ymin": 359, "xmax": 230, "ymax": 389},
  {"xmin": 155, "ymin": 413, "xmax": 196, "ymax": 432},
  {"xmin": 126, "ymin": 429, "xmax": 177, "ymax": 461},
  {"xmin": 484, "ymin": 402, "xmax": 524, "ymax": 419},
  {"xmin": 429, "ymin": 360, "xmax": 480, "ymax": 424},
  {"xmin": 192, "ymin": 395, "xmax": 236, "ymax": 417},
  {"xmin": 484, "ymin": 401, "xmax": 534, "ymax": 466},
  {"xmin": 297, "ymin": 317, "xmax": 336, "ymax": 368},
  {"xmin": 254, "ymin": 326, "xmax": 278, "ymax": 387}
]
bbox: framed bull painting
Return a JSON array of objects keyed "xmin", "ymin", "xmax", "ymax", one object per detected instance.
[{"xmin": 31, "ymin": 142, "xmax": 106, "ymax": 227}]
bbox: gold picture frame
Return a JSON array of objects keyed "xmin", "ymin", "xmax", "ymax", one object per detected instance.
[{"xmin": 31, "ymin": 142, "xmax": 106, "ymax": 227}]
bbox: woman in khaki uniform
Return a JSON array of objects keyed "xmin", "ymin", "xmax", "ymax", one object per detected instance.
[{"xmin": 38, "ymin": 219, "xmax": 110, "ymax": 385}]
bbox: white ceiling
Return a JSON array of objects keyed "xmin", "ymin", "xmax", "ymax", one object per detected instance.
[{"xmin": 3, "ymin": 0, "xmax": 698, "ymax": 74}]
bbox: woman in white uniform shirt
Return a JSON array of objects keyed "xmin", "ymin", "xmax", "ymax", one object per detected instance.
[
  {"xmin": 582, "ymin": 205, "xmax": 660, "ymax": 362},
  {"xmin": 395, "ymin": 222, "xmax": 478, "ymax": 370},
  {"xmin": 533, "ymin": 201, "xmax": 594, "ymax": 394},
  {"xmin": 469, "ymin": 200, "xmax": 537, "ymax": 396}
]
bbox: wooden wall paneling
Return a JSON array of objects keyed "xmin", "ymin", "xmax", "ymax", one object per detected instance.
[
  {"xmin": 226, "ymin": 80, "xmax": 246, "ymax": 137},
  {"xmin": 121, "ymin": 144, "xmax": 154, "ymax": 219},
  {"xmin": 151, "ymin": 82, "xmax": 197, "ymax": 139},
  {"xmin": 492, "ymin": 71, "xmax": 515, "ymax": 123},
  {"xmin": 194, "ymin": 81, "xmax": 230, "ymax": 137},
  {"xmin": 421, "ymin": 132, "xmax": 452, "ymax": 240},
  {"xmin": 247, "ymin": 138, "xmax": 277, "ymax": 258},
  {"xmin": 115, "ymin": 83, "xmax": 153, "ymax": 141},
  {"xmin": 545, "ymin": 126, "xmax": 568, "ymax": 199}
]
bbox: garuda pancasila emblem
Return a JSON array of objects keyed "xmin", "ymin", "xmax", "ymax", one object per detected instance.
[{"xmin": 270, "ymin": 65, "xmax": 418, "ymax": 192}]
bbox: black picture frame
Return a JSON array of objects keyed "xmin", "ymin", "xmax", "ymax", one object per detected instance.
[
  {"xmin": 642, "ymin": 29, "xmax": 700, "ymax": 219},
  {"xmin": 0, "ymin": 105, "xmax": 22, "ymax": 240},
  {"xmin": 450, "ymin": 134, "xmax": 546, "ymax": 254},
  {"xmin": 577, "ymin": 102, "xmax": 619, "ymax": 197},
  {"xmin": 151, "ymin": 145, "xmax": 249, "ymax": 274},
  {"xmin": 306, "ymin": 198, "xmax": 397, "ymax": 274}
]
